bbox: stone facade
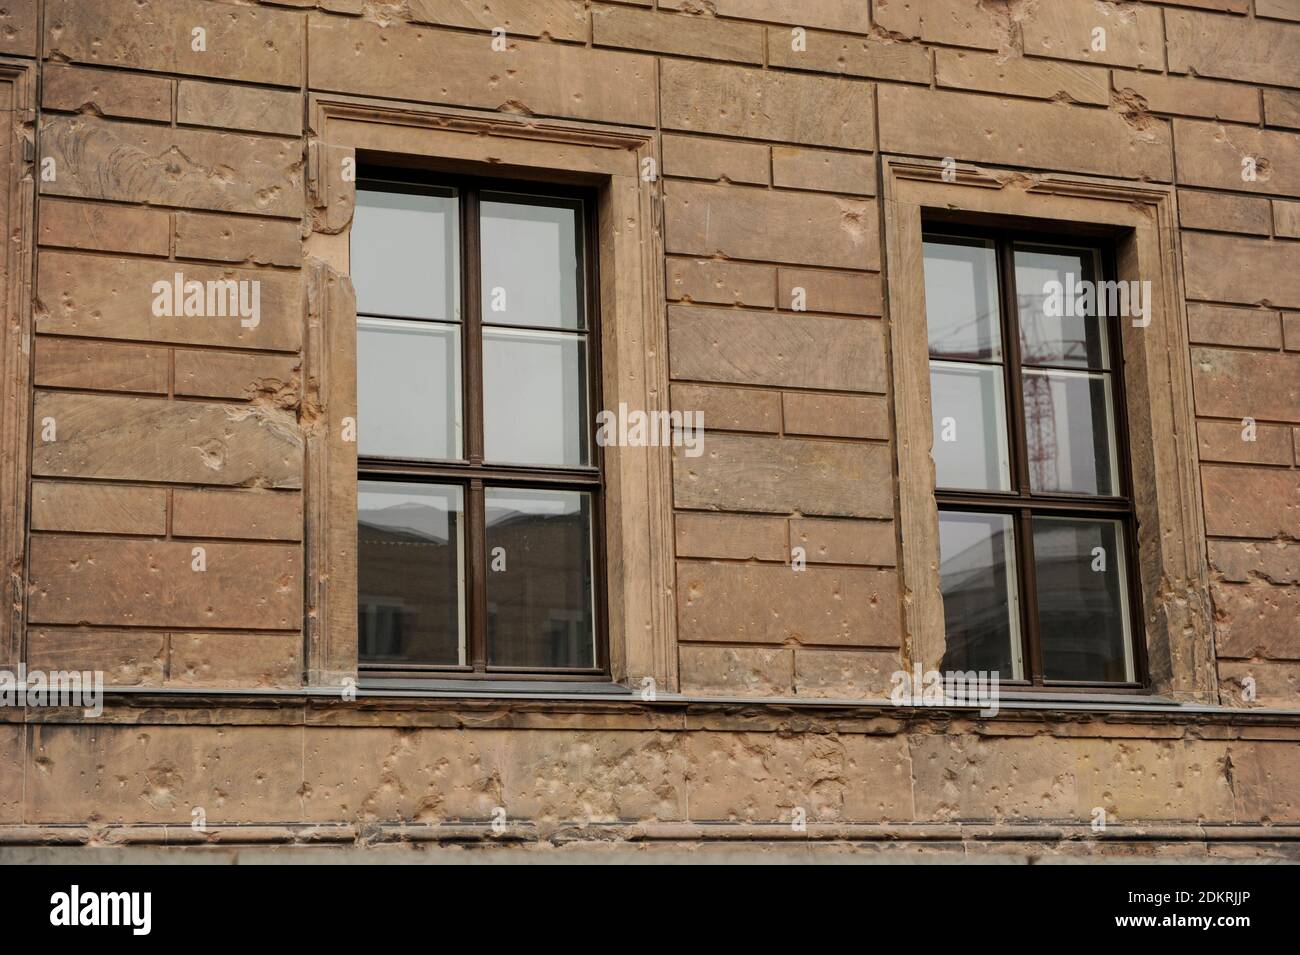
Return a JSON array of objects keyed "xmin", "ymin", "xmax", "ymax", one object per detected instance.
[{"xmin": 0, "ymin": 0, "xmax": 1297, "ymax": 859}]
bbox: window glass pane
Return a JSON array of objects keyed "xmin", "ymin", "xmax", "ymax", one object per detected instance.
[
  {"xmin": 1033, "ymin": 517, "xmax": 1133, "ymax": 683},
  {"xmin": 481, "ymin": 195, "xmax": 583, "ymax": 330},
  {"xmin": 938, "ymin": 511, "xmax": 1023, "ymax": 680},
  {"xmin": 358, "ymin": 481, "xmax": 465, "ymax": 666},
  {"xmin": 485, "ymin": 488, "xmax": 595, "ymax": 669},
  {"xmin": 922, "ymin": 238, "xmax": 1002, "ymax": 360},
  {"xmin": 352, "ymin": 187, "xmax": 459, "ymax": 321},
  {"xmin": 1014, "ymin": 247, "xmax": 1110, "ymax": 368},
  {"xmin": 930, "ymin": 361, "xmax": 1011, "ymax": 491},
  {"xmin": 483, "ymin": 328, "xmax": 588, "ymax": 466},
  {"xmin": 1022, "ymin": 369, "xmax": 1119, "ymax": 495},
  {"xmin": 357, "ymin": 317, "xmax": 462, "ymax": 460}
]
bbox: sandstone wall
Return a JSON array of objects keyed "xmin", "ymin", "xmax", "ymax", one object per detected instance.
[{"xmin": 0, "ymin": 0, "xmax": 1297, "ymax": 849}]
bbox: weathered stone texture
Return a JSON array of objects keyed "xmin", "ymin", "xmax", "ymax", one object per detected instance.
[
  {"xmin": 40, "ymin": 116, "xmax": 304, "ymax": 218},
  {"xmin": 28, "ymin": 537, "xmax": 302, "ymax": 630},
  {"xmin": 45, "ymin": 0, "xmax": 304, "ymax": 86},
  {"xmin": 661, "ymin": 60, "xmax": 874, "ymax": 149},
  {"xmin": 877, "ymin": 85, "xmax": 1173, "ymax": 180},
  {"xmin": 673, "ymin": 434, "xmax": 893, "ymax": 518},
  {"xmin": 309, "ymin": 14, "xmax": 655, "ymax": 126},
  {"xmin": 665, "ymin": 181, "xmax": 879, "ymax": 268},
  {"xmin": 32, "ymin": 392, "xmax": 303, "ymax": 488},
  {"xmin": 668, "ymin": 306, "xmax": 885, "ymax": 392}
]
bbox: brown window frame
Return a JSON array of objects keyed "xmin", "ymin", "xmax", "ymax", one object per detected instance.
[
  {"xmin": 355, "ymin": 168, "xmax": 608, "ymax": 682},
  {"xmin": 924, "ymin": 220, "xmax": 1147, "ymax": 691}
]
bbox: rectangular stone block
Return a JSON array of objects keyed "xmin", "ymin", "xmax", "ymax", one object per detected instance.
[
  {"xmin": 172, "ymin": 489, "xmax": 303, "ymax": 542},
  {"xmin": 1021, "ymin": 0, "xmax": 1165, "ymax": 69},
  {"xmin": 1114, "ymin": 72, "xmax": 1260, "ymax": 123},
  {"xmin": 32, "ymin": 392, "xmax": 303, "ymax": 488},
  {"xmin": 31, "ymin": 481, "xmax": 167, "ymax": 536},
  {"xmin": 41, "ymin": 115, "xmax": 304, "ymax": 218},
  {"xmin": 1213, "ymin": 582, "xmax": 1300, "ymax": 660},
  {"xmin": 660, "ymin": 0, "xmax": 869, "ymax": 33},
  {"xmin": 1174, "ymin": 119, "xmax": 1300, "ymax": 198},
  {"xmin": 670, "ymin": 382, "xmax": 781, "ymax": 433},
  {"xmin": 1201, "ymin": 465, "xmax": 1300, "ymax": 539},
  {"xmin": 38, "ymin": 199, "xmax": 171, "ymax": 256},
  {"xmin": 1263, "ymin": 89, "xmax": 1300, "ymax": 129},
  {"xmin": 1186, "ymin": 304, "xmax": 1282, "ymax": 349},
  {"xmin": 679, "ymin": 646, "xmax": 794, "ymax": 697},
  {"xmin": 873, "ymin": 0, "xmax": 1006, "ymax": 50},
  {"xmin": 661, "ymin": 59, "xmax": 874, "ymax": 149},
  {"xmin": 1273, "ymin": 200, "xmax": 1300, "ymax": 239},
  {"xmin": 1182, "ymin": 233, "xmax": 1300, "ymax": 308},
  {"xmin": 661, "ymin": 134, "xmax": 769, "ymax": 185},
  {"xmin": 674, "ymin": 512, "xmax": 787, "ymax": 561},
  {"xmin": 0, "ymin": 0, "xmax": 36, "ymax": 56},
  {"xmin": 174, "ymin": 212, "xmax": 303, "ymax": 268},
  {"xmin": 669, "ymin": 305, "xmax": 886, "ymax": 392},
  {"xmin": 767, "ymin": 27, "xmax": 931, "ymax": 83},
  {"xmin": 878, "ymin": 85, "xmax": 1173, "ymax": 181},
  {"xmin": 1197, "ymin": 420, "xmax": 1294, "ymax": 465},
  {"xmin": 169, "ymin": 632, "xmax": 301, "ymax": 687},
  {"xmin": 309, "ymin": 14, "xmax": 654, "ymax": 126},
  {"xmin": 42, "ymin": 64, "xmax": 171, "ymax": 122},
  {"xmin": 26, "ymin": 628, "xmax": 167, "ymax": 686},
  {"xmin": 173, "ymin": 350, "xmax": 300, "ymax": 401},
  {"xmin": 790, "ymin": 518, "xmax": 896, "ymax": 567},
  {"xmin": 666, "ymin": 181, "xmax": 878, "ymax": 269},
  {"xmin": 594, "ymin": 6, "xmax": 763, "ymax": 62},
  {"xmin": 783, "ymin": 392, "xmax": 889, "ymax": 440},
  {"xmin": 666, "ymin": 257, "xmax": 775, "ymax": 307},
  {"xmin": 34, "ymin": 337, "xmax": 168, "ymax": 395},
  {"xmin": 778, "ymin": 268, "xmax": 881, "ymax": 316},
  {"xmin": 1192, "ymin": 347, "xmax": 1300, "ymax": 422},
  {"xmin": 45, "ymin": 0, "xmax": 304, "ymax": 87},
  {"xmin": 28, "ymin": 537, "xmax": 303, "ymax": 630},
  {"xmin": 771, "ymin": 146, "xmax": 875, "ymax": 195},
  {"xmin": 794, "ymin": 648, "xmax": 901, "ymax": 699},
  {"xmin": 177, "ymin": 80, "xmax": 303, "ymax": 136},
  {"xmin": 405, "ymin": 0, "xmax": 588, "ymax": 41},
  {"xmin": 1168, "ymin": 9, "xmax": 1300, "ymax": 87},
  {"xmin": 38, "ymin": 251, "xmax": 303, "ymax": 352},
  {"xmin": 673, "ymin": 433, "xmax": 893, "ymax": 518},
  {"xmin": 677, "ymin": 561, "xmax": 901, "ymax": 647},
  {"xmin": 1220, "ymin": 663, "xmax": 1300, "ymax": 710},
  {"xmin": 1178, "ymin": 190, "xmax": 1272, "ymax": 235},
  {"xmin": 1210, "ymin": 540, "xmax": 1300, "ymax": 585},
  {"xmin": 936, "ymin": 50, "xmax": 1108, "ymax": 105}
]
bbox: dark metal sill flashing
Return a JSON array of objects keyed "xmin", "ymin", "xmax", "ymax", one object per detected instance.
[{"xmin": 15, "ymin": 681, "xmax": 1300, "ymax": 721}]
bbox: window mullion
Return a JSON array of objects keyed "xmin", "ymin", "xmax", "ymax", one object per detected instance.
[{"xmin": 463, "ymin": 186, "xmax": 485, "ymax": 465}]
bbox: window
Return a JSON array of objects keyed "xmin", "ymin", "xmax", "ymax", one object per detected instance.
[
  {"xmin": 922, "ymin": 224, "xmax": 1142, "ymax": 688},
  {"xmin": 352, "ymin": 171, "xmax": 604, "ymax": 679}
]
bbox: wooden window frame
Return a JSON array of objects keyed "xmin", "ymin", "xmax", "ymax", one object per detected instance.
[
  {"xmin": 882, "ymin": 156, "xmax": 1217, "ymax": 703},
  {"xmin": 354, "ymin": 169, "xmax": 608, "ymax": 680},
  {"xmin": 303, "ymin": 95, "xmax": 676, "ymax": 693},
  {"xmin": 924, "ymin": 221, "xmax": 1146, "ymax": 690}
]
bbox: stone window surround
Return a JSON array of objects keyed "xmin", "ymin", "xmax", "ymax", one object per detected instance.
[
  {"xmin": 881, "ymin": 156, "xmax": 1217, "ymax": 704},
  {"xmin": 303, "ymin": 94, "xmax": 676, "ymax": 692},
  {"xmin": 0, "ymin": 57, "xmax": 34, "ymax": 672}
]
